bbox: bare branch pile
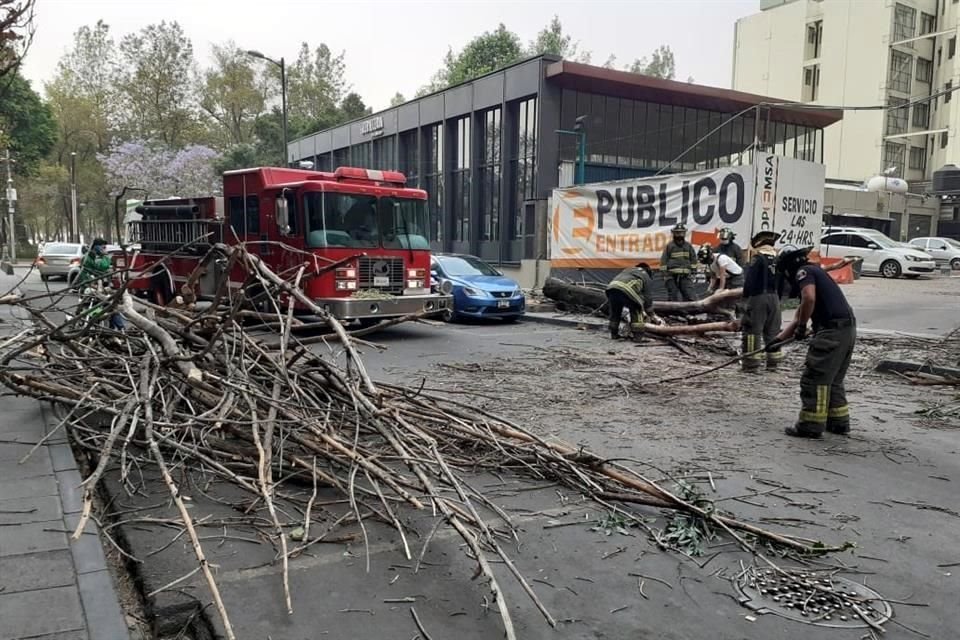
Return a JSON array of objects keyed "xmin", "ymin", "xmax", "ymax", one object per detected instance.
[{"xmin": 1, "ymin": 245, "xmax": 844, "ymax": 638}]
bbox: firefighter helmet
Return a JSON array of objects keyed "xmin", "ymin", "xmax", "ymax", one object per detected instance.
[
  {"xmin": 697, "ymin": 244, "xmax": 714, "ymax": 265},
  {"xmin": 635, "ymin": 262, "xmax": 653, "ymax": 276},
  {"xmin": 776, "ymin": 246, "xmax": 812, "ymax": 275},
  {"xmin": 672, "ymin": 222, "xmax": 687, "ymax": 235},
  {"xmin": 719, "ymin": 227, "xmax": 735, "ymax": 242},
  {"xmin": 750, "ymin": 230, "xmax": 780, "ymax": 249}
]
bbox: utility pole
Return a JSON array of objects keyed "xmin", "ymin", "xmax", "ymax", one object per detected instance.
[
  {"xmin": 70, "ymin": 151, "xmax": 79, "ymax": 242},
  {"xmin": 2, "ymin": 144, "xmax": 16, "ymax": 263}
]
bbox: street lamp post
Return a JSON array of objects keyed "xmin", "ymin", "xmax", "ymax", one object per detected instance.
[
  {"xmin": 246, "ymin": 49, "xmax": 288, "ymax": 166},
  {"xmin": 2, "ymin": 146, "xmax": 16, "ymax": 263},
  {"xmin": 70, "ymin": 151, "xmax": 79, "ymax": 242},
  {"xmin": 556, "ymin": 115, "xmax": 588, "ymax": 185}
]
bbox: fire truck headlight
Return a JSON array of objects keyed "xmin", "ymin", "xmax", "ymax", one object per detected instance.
[
  {"xmin": 336, "ymin": 280, "xmax": 358, "ymax": 291},
  {"xmin": 407, "ymin": 268, "xmax": 425, "ymax": 279},
  {"xmin": 407, "ymin": 279, "xmax": 423, "ymax": 289},
  {"xmin": 439, "ymin": 280, "xmax": 453, "ymax": 295}
]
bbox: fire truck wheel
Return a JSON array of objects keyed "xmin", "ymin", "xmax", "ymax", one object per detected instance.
[{"xmin": 150, "ymin": 270, "xmax": 173, "ymax": 306}]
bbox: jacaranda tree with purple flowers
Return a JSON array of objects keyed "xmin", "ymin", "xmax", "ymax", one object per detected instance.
[{"xmin": 98, "ymin": 140, "xmax": 222, "ymax": 199}]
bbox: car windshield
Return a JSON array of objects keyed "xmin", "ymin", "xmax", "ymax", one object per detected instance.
[
  {"xmin": 303, "ymin": 193, "xmax": 428, "ymax": 250},
  {"xmin": 44, "ymin": 243, "xmax": 81, "ymax": 254},
  {"xmin": 436, "ymin": 255, "xmax": 500, "ymax": 277}
]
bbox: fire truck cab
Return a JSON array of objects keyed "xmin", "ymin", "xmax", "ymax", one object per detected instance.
[{"xmin": 127, "ymin": 166, "xmax": 452, "ymax": 322}]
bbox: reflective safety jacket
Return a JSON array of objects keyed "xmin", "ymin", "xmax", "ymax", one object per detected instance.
[
  {"xmin": 78, "ymin": 251, "xmax": 112, "ymax": 288},
  {"xmin": 659, "ymin": 241, "xmax": 697, "ymax": 275},
  {"xmin": 606, "ymin": 267, "xmax": 654, "ymax": 312}
]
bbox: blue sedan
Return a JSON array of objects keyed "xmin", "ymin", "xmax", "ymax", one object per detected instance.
[{"xmin": 430, "ymin": 254, "xmax": 525, "ymax": 322}]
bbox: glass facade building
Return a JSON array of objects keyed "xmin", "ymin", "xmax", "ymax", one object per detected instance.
[{"xmin": 289, "ymin": 56, "xmax": 840, "ymax": 266}]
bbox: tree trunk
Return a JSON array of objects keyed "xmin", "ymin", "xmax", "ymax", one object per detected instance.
[
  {"xmin": 542, "ymin": 277, "xmax": 607, "ymax": 312},
  {"xmin": 641, "ymin": 320, "xmax": 738, "ymax": 336},
  {"xmin": 652, "ymin": 288, "xmax": 742, "ymax": 316}
]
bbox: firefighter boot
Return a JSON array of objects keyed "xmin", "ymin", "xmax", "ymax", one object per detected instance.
[
  {"xmin": 826, "ymin": 405, "xmax": 850, "ymax": 435},
  {"xmin": 784, "ymin": 424, "xmax": 823, "ymax": 439}
]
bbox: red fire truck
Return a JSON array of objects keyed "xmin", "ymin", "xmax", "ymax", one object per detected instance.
[{"xmin": 126, "ymin": 166, "xmax": 452, "ymax": 322}]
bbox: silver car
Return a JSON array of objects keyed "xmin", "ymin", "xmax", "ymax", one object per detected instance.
[
  {"xmin": 908, "ymin": 237, "xmax": 960, "ymax": 270},
  {"xmin": 35, "ymin": 242, "xmax": 85, "ymax": 282}
]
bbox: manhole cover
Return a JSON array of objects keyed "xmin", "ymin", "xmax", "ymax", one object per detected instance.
[{"xmin": 735, "ymin": 567, "xmax": 893, "ymax": 629}]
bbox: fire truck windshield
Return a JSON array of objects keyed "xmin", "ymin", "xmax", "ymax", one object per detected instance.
[{"xmin": 304, "ymin": 193, "xmax": 429, "ymax": 250}]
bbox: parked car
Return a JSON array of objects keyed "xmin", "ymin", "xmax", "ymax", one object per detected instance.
[
  {"xmin": 820, "ymin": 229, "xmax": 936, "ymax": 278},
  {"xmin": 430, "ymin": 254, "xmax": 525, "ymax": 322},
  {"xmin": 907, "ymin": 237, "xmax": 960, "ymax": 270},
  {"xmin": 34, "ymin": 242, "xmax": 85, "ymax": 282}
]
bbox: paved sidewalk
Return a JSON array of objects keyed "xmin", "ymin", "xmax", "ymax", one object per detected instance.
[{"xmin": 0, "ymin": 280, "xmax": 129, "ymax": 640}]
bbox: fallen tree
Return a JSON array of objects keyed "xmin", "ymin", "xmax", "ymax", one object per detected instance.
[{"xmin": 1, "ymin": 245, "xmax": 850, "ymax": 639}]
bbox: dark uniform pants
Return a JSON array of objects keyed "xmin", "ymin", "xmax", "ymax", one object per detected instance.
[
  {"xmin": 797, "ymin": 322, "xmax": 856, "ymax": 435},
  {"xmin": 606, "ymin": 290, "xmax": 645, "ymax": 338},
  {"xmin": 664, "ymin": 273, "xmax": 695, "ymax": 301},
  {"xmin": 740, "ymin": 293, "xmax": 782, "ymax": 371}
]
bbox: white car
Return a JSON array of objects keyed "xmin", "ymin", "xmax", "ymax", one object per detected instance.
[
  {"xmin": 908, "ymin": 237, "xmax": 960, "ymax": 270},
  {"xmin": 820, "ymin": 229, "xmax": 936, "ymax": 279}
]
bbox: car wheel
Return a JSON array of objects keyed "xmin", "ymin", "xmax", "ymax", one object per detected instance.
[
  {"xmin": 951, "ymin": 258, "xmax": 960, "ymax": 271},
  {"xmin": 880, "ymin": 260, "xmax": 902, "ymax": 279}
]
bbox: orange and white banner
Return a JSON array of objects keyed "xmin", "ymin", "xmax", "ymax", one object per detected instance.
[{"xmin": 549, "ymin": 154, "xmax": 824, "ymax": 269}]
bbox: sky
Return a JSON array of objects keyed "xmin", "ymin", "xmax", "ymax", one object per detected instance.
[{"xmin": 21, "ymin": 0, "xmax": 760, "ymax": 111}]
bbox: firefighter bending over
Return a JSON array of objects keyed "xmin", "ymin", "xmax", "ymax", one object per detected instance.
[
  {"xmin": 740, "ymin": 231, "xmax": 782, "ymax": 372},
  {"xmin": 605, "ymin": 262, "xmax": 662, "ymax": 340},
  {"xmin": 774, "ymin": 247, "xmax": 856, "ymax": 438},
  {"xmin": 659, "ymin": 223, "xmax": 697, "ymax": 301},
  {"xmin": 698, "ymin": 244, "xmax": 743, "ymax": 293}
]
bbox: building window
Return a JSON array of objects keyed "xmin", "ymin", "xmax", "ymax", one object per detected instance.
[
  {"xmin": 912, "ymin": 101, "xmax": 931, "ymax": 128},
  {"xmin": 883, "ymin": 142, "xmax": 906, "ymax": 177},
  {"xmin": 353, "ymin": 142, "xmax": 372, "ymax": 168},
  {"xmin": 452, "ymin": 116, "xmax": 471, "ymax": 243},
  {"xmin": 802, "ymin": 64, "xmax": 821, "ymax": 101},
  {"xmin": 887, "ymin": 97, "xmax": 909, "ymax": 135},
  {"xmin": 951, "ymin": 37, "xmax": 958, "ymax": 58},
  {"xmin": 422, "ymin": 124, "xmax": 443, "ymax": 244},
  {"xmin": 947, "ymin": 80, "xmax": 953, "ymax": 102},
  {"xmin": 511, "ymin": 98, "xmax": 537, "ymax": 242},
  {"xmin": 916, "ymin": 58, "xmax": 933, "ymax": 83},
  {"xmin": 942, "ymin": 131, "xmax": 949, "ymax": 148},
  {"xmin": 333, "ymin": 147, "xmax": 349, "ymax": 169},
  {"xmin": 398, "ymin": 130, "xmax": 418, "ymax": 187},
  {"xmin": 805, "ymin": 20, "xmax": 823, "ymax": 59},
  {"xmin": 920, "ymin": 12, "xmax": 936, "ymax": 35},
  {"xmin": 372, "ymin": 136, "xmax": 395, "ymax": 170},
  {"xmin": 478, "ymin": 108, "xmax": 502, "ymax": 244},
  {"xmin": 909, "ymin": 146, "xmax": 927, "ymax": 171},
  {"xmin": 888, "ymin": 50, "xmax": 913, "ymax": 93},
  {"xmin": 894, "ymin": 4, "xmax": 917, "ymax": 44}
]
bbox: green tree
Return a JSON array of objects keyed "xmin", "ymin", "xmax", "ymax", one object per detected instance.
[
  {"xmin": 0, "ymin": 72, "xmax": 56, "ymax": 175},
  {"xmin": 418, "ymin": 24, "xmax": 524, "ymax": 94},
  {"xmin": 286, "ymin": 42, "xmax": 346, "ymax": 133},
  {"xmin": 389, "ymin": 92, "xmax": 406, "ymax": 107},
  {"xmin": 201, "ymin": 41, "xmax": 268, "ymax": 146},
  {"xmin": 338, "ymin": 92, "xmax": 370, "ymax": 122},
  {"xmin": 0, "ymin": 0, "xmax": 35, "ymax": 81},
  {"xmin": 628, "ymin": 45, "xmax": 676, "ymax": 80},
  {"xmin": 528, "ymin": 15, "xmax": 590, "ymax": 62},
  {"xmin": 116, "ymin": 21, "xmax": 198, "ymax": 147}
]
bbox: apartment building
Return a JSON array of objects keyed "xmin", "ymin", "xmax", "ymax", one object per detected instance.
[{"xmin": 732, "ymin": 0, "xmax": 957, "ymax": 184}]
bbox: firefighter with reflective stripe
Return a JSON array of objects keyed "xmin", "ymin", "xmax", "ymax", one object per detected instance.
[
  {"xmin": 605, "ymin": 262, "xmax": 662, "ymax": 339},
  {"xmin": 740, "ymin": 231, "xmax": 783, "ymax": 372},
  {"xmin": 716, "ymin": 227, "xmax": 744, "ymax": 266},
  {"xmin": 698, "ymin": 244, "xmax": 743, "ymax": 293},
  {"xmin": 659, "ymin": 222, "xmax": 697, "ymax": 301},
  {"xmin": 774, "ymin": 247, "xmax": 856, "ymax": 438}
]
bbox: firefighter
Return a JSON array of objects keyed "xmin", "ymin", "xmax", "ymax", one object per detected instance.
[
  {"xmin": 773, "ymin": 247, "xmax": 856, "ymax": 438},
  {"xmin": 740, "ymin": 231, "xmax": 782, "ymax": 372},
  {"xmin": 605, "ymin": 262, "xmax": 662, "ymax": 339},
  {"xmin": 716, "ymin": 227, "xmax": 744, "ymax": 265},
  {"xmin": 660, "ymin": 222, "xmax": 697, "ymax": 301},
  {"xmin": 698, "ymin": 244, "xmax": 743, "ymax": 293}
]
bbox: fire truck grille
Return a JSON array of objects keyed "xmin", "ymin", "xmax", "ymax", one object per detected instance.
[{"xmin": 358, "ymin": 257, "xmax": 405, "ymax": 294}]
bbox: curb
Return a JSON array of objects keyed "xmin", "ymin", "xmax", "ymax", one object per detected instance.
[
  {"xmin": 522, "ymin": 313, "xmax": 605, "ymax": 331},
  {"xmin": 44, "ymin": 402, "xmax": 131, "ymax": 640}
]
